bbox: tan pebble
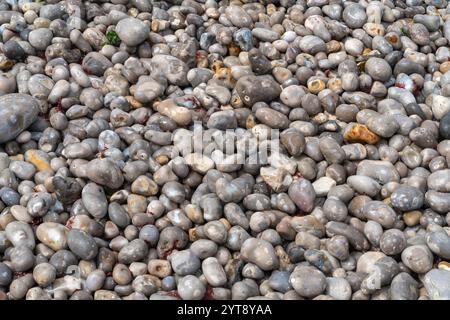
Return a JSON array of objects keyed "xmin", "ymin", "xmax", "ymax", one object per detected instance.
[{"xmin": 148, "ymin": 259, "xmax": 171, "ymax": 278}]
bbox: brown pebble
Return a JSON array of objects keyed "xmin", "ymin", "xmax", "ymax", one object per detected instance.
[{"xmin": 403, "ymin": 211, "xmax": 422, "ymax": 227}]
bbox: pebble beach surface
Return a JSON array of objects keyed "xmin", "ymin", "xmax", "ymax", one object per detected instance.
[{"xmin": 0, "ymin": 0, "xmax": 450, "ymax": 301}]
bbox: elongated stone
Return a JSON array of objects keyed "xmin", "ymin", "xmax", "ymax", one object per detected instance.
[{"xmin": 0, "ymin": 94, "xmax": 39, "ymax": 143}]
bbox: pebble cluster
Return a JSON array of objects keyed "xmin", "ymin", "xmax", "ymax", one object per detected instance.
[{"xmin": 1, "ymin": 0, "xmax": 450, "ymax": 301}]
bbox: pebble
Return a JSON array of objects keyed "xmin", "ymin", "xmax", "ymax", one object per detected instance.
[
  {"xmin": 366, "ymin": 114, "xmax": 399, "ymax": 138},
  {"xmin": 33, "ymin": 263, "xmax": 56, "ymax": 288},
  {"xmin": 312, "ymin": 177, "xmax": 336, "ymax": 197},
  {"xmin": 347, "ymin": 176, "xmax": 381, "ymax": 197},
  {"xmin": 85, "ymin": 158, "xmax": 124, "ymax": 189},
  {"xmin": 363, "ymin": 201, "xmax": 397, "ymax": 229},
  {"xmin": 425, "ymin": 190, "xmax": 450, "ymax": 213},
  {"xmin": 401, "ymin": 245, "xmax": 434, "ymax": 274},
  {"xmin": 427, "ymin": 170, "xmax": 450, "ymax": 192},
  {"xmin": 202, "ymin": 257, "xmax": 227, "ymax": 287},
  {"xmin": 0, "ymin": 0, "xmax": 447, "ymax": 301},
  {"xmin": 118, "ymin": 240, "xmax": 148, "ymax": 265},
  {"xmin": 290, "ymin": 266, "xmax": 327, "ymax": 298},
  {"xmin": 390, "ymin": 185, "xmax": 424, "ymax": 211},
  {"xmin": 288, "ymin": 179, "xmax": 316, "ymax": 213},
  {"xmin": 326, "ymin": 277, "xmax": 352, "ymax": 300},
  {"xmin": 255, "ymin": 108, "xmax": 289, "ymax": 129},
  {"xmin": 326, "ymin": 221, "xmax": 369, "ymax": 251},
  {"xmin": 357, "ymin": 160, "xmax": 400, "ymax": 185},
  {"xmin": 5, "ymin": 221, "xmax": 35, "ymax": 250},
  {"xmin": 10, "ymin": 246, "xmax": 34, "ymax": 272},
  {"xmin": 248, "ymin": 48, "xmax": 272, "ymax": 75},
  {"xmin": 390, "ymin": 273, "xmax": 419, "ymax": 300},
  {"xmin": 177, "ymin": 275, "xmax": 205, "ymax": 300},
  {"xmin": 343, "ymin": 4, "xmax": 367, "ymax": 28},
  {"xmin": 82, "ymin": 183, "xmax": 108, "ymax": 219},
  {"xmin": 423, "ymin": 269, "xmax": 450, "ymax": 300},
  {"xmin": 225, "ymin": 6, "xmax": 253, "ymax": 28},
  {"xmin": 380, "ymin": 229, "xmax": 407, "ymax": 256},
  {"xmin": 3, "ymin": 40, "xmax": 26, "ymax": 61},
  {"xmin": 116, "ymin": 18, "xmax": 149, "ymax": 47},
  {"xmin": 299, "ymin": 36, "xmax": 326, "ymax": 55},
  {"xmin": 343, "ymin": 123, "xmax": 379, "ymax": 145},
  {"xmin": 0, "ymin": 262, "xmax": 12, "ymax": 286},
  {"xmin": 86, "ymin": 270, "xmax": 106, "ymax": 292},
  {"xmin": 36, "ymin": 222, "xmax": 68, "ymax": 251},
  {"xmin": 439, "ymin": 112, "xmax": 450, "ymax": 139},
  {"xmin": 426, "ymin": 231, "xmax": 450, "ymax": 259},
  {"xmin": 82, "ymin": 53, "xmax": 113, "ymax": 77},
  {"xmin": 235, "ymin": 75, "xmax": 281, "ymax": 107},
  {"xmin": 0, "ymin": 94, "xmax": 39, "ymax": 143},
  {"xmin": 365, "ymin": 58, "xmax": 392, "ymax": 82},
  {"xmin": 67, "ymin": 229, "xmax": 98, "ymax": 261},
  {"xmin": 241, "ymin": 238, "xmax": 279, "ymax": 271},
  {"xmin": 170, "ymin": 250, "xmax": 200, "ymax": 276},
  {"xmin": 151, "ymin": 55, "xmax": 189, "ymax": 87},
  {"xmin": 252, "ymin": 28, "xmax": 280, "ymax": 43}
]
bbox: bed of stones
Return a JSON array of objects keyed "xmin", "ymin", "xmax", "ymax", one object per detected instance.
[{"xmin": 0, "ymin": 0, "xmax": 450, "ymax": 300}]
